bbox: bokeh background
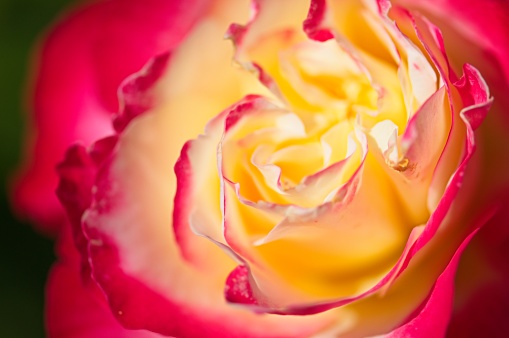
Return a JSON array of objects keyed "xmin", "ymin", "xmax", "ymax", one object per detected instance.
[{"xmin": 1, "ymin": 0, "xmax": 70, "ymax": 336}]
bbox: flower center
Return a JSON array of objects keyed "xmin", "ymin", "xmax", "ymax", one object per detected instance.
[
  {"xmin": 280, "ymin": 39, "xmax": 379, "ymax": 123},
  {"xmin": 213, "ymin": 5, "xmax": 441, "ymax": 301}
]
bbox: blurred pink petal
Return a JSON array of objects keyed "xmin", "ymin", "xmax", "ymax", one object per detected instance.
[{"xmin": 12, "ymin": 0, "xmax": 208, "ymax": 233}]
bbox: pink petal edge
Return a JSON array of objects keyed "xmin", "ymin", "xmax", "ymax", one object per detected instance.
[{"xmin": 12, "ymin": 0, "xmax": 210, "ymax": 233}]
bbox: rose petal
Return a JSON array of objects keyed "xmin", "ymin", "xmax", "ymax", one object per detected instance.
[
  {"xmin": 56, "ymin": 137, "xmax": 118, "ymax": 278},
  {"xmin": 387, "ymin": 226, "xmax": 480, "ymax": 337},
  {"xmin": 303, "ymin": 0, "xmax": 336, "ymax": 42},
  {"xmin": 47, "ymin": 224, "xmax": 163, "ymax": 338},
  {"xmin": 12, "ymin": 0, "xmax": 209, "ymax": 233},
  {"xmin": 395, "ymin": 0, "xmax": 509, "ymax": 96}
]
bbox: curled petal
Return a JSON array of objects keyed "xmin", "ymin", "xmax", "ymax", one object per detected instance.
[
  {"xmin": 47, "ymin": 224, "xmax": 163, "ymax": 338},
  {"xmin": 388, "ymin": 226, "xmax": 481, "ymax": 338},
  {"xmin": 304, "ymin": 0, "xmax": 335, "ymax": 42}
]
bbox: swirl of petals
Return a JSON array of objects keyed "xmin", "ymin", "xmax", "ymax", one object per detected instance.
[
  {"xmin": 56, "ymin": 0, "xmax": 339, "ymax": 336},
  {"xmin": 55, "ymin": 0, "xmax": 495, "ymax": 337},
  {"xmin": 178, "ymin": 0, "xmax": 492, "ymax": 322}
]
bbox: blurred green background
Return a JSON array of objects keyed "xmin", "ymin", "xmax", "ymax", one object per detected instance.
[{"xmin": 0, "ymin": 0, "xmax": 70, "ymax": 336}]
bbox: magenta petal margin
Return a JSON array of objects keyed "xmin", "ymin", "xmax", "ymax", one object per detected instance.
[{"xmin": 12, "ymin": 0, "xmax": 210, "ymax": 233}]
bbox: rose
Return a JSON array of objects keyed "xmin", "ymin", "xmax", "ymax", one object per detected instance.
[
  {"xmin": 12, "ymin": 0, "xmax": 509, "ymax": 337},
  {"xmin": 10, "ymin": 0, "xmax": 508, "ymax": 336},
  {"xmin": 11, "ymin": 0, "xmax": 508, "ymax": 336}
]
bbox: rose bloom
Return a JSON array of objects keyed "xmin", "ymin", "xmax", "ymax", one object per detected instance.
[{"xmin": 12, "ymin": 0, "xmax": 509, "ymax": 337}]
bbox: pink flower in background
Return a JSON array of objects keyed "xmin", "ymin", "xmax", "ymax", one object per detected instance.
[{"xmin": 12, "ymin": 0, "xmax": 509, "ymax": 337}]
